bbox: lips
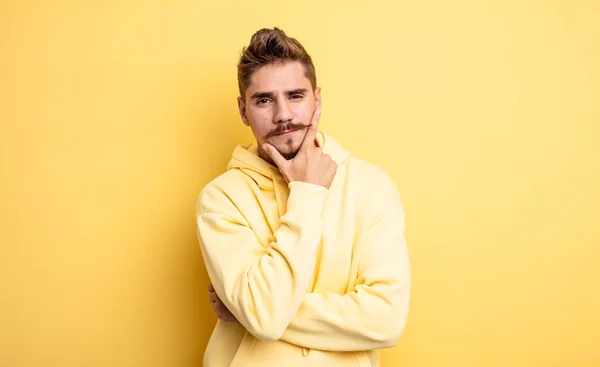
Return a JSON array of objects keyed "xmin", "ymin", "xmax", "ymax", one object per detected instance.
[{"xmin": 274, "ymin": 128, "xmax": 299, "ymax": 136}]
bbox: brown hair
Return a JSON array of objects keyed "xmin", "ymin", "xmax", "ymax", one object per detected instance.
[{"xmin": 237, "ymin": 27, "xmax": 317, "ymax": 99}]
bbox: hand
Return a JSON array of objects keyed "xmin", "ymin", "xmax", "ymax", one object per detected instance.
[
  {"xmin": 208, "ymin": 284, "xmax": 238, "ymax": 323},
  {"xmin": 263, "ymin": 108, "xmax": 337, "ymax": 189}
]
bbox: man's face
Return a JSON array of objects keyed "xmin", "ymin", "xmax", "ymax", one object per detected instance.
[{"xmin": 237, "ymin": 61, "xmax": 321, "ymax": 164}]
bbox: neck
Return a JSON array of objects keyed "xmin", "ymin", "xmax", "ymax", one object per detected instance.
[{"xmin": 257, "ymin": 146, "xmax": 277, "ymax": 167}]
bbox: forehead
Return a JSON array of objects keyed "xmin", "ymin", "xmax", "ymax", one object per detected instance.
[{"xmin": 247, "ymin": 61, "xmax": 312, "ymax": 94}]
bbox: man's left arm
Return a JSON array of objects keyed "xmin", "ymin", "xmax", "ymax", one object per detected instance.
[{"xmin": 280, "ymin": 189, "xmax": 411, "ymax": 352}]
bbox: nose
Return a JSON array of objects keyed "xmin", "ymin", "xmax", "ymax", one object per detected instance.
[{"xmin": 274, "ymin": 100, "xmax": 293, "ymax": 123}]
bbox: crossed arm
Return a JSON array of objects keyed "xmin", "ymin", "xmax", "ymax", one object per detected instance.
[{"xmin": 198, "ymin": 179, "xmax": 411, "ymax": 351}]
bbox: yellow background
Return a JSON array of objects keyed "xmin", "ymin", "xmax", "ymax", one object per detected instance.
[{"xmin": 1, "ymin": 1, "xmax": 599, "ymax": 366}]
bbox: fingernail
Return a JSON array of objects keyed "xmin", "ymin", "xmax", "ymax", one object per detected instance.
[{"xmin": 316, "ymin": 108, "xmax": 321, "ymax": 115}]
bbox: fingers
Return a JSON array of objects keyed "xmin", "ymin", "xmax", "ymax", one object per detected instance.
[
  {"xmin": 220, "ymin": 312, "xmax": 237, "ymax": 322},
  {"xmin": 311, "ymin": 107, "xmax": 322, "ymax": 126},
  {"xmin": 208, "ymin": 288, "xmax": 238, "ymax": 323},
  {"xmin": 300, "ymin": 108, "xmax": 321, "ymax": 153},
  {"xmin": 210, "ymin": 292, "xmax": 222, "ymax": 312},
  {"xmin": 263, "ymin": 143, "xmax": 287, "ymax": 168},
  {"xmin": 213, "ymin": 296, "xmax": 237, "ymax": 322}
]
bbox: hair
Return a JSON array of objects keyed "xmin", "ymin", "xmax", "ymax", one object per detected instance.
[{"xmin": 237, "ymin": 27, "xmax": 317, "ymax": 99}]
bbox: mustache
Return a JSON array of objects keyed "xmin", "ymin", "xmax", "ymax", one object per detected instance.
[{"xmin": 267, "ymin": 123, "xmax": 309, "ymax": 137}]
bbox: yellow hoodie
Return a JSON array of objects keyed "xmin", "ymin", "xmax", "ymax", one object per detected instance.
[{"xmin": 196, "ymin": 131, "xmax": 410, "ymax": 367}]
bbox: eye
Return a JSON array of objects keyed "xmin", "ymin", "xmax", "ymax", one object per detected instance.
[
  {"xmin": 290, "ymin": 94, "xmax": 303, "ymax": 100},
  {"xmin": 257, "ymin": 98, "xmax": 271, "ymax": 105}
]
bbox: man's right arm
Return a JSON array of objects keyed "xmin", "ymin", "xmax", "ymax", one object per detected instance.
[{"xmin": 196, "ymin": 181, "xmax": 326, "ymax": 341}]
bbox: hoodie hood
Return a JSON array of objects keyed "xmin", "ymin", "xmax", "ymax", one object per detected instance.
[{"xmin": 226, "ymin": 130, "xmax": 350, "ymax": 217}]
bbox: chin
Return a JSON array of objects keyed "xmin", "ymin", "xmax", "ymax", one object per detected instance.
[
  {"xmin": 277, "ymin": 146, "xmax": 300, "ymax": 160},
  {"xmin": 267, "ymin": 137, "xmax": 300, "ymax": 159}
]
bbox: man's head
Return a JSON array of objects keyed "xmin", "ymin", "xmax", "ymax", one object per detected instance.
[{"xmin": 237, "ymin": 27, "xmax": 321, "ymax": 164}]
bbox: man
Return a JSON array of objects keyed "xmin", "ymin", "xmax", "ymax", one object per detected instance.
[{"xmin": 196, "ymin": 27, "xmax": 411, "ymax": 367}]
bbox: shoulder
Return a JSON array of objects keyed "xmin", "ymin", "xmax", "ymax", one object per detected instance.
[
  {"xmin": 344, "ymin": 156, "xmax": 403, "ymax": 215},
  {"xmin": 346, "ymin": 157, "xmax": 400, "ymax": 196},
  {"xmin": 196, "ymin": 169, "xmax": 249, "ymax": 215}
]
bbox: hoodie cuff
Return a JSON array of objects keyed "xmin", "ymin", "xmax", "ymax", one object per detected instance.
[{"xmin": 286, "ymin": 181, "xmax": 328, "ymax": 218}]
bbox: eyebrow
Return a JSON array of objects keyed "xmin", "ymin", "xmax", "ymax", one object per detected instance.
[{"xmin": 250, "ymin": 88, "xmax": 309, "ymax": 100}]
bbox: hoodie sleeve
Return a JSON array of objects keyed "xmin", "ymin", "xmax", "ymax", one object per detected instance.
[
  {"xmin": 197, "ymin": 181, "xmax": 327, "ymax": 341},
  {"xmin": 281, "ymin": 175, "xmax": 411, "ymax": 351}
]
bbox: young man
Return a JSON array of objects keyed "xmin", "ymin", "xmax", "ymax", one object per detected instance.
[{"xmin": 196, "ymin": 27, "xmax": 411, "ymax": 367}]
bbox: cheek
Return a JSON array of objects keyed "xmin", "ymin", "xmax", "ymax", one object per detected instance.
[
  {"xmin": 292, "ymin": 102, "xmax": 314, "ymax": 122},
  {"xmin": 247, "ymin": 109, "xmax": 272, "ymax": 135}
]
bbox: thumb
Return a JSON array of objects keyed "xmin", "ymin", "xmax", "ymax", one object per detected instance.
[{"xmin": 263, "ymin": 143, "xmax": 287, "ymax": 168}]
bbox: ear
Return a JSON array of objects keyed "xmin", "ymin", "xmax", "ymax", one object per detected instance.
[
  {"xmin": 237, "ymin": 96, "xmax": 250, "ymax": 126},
  {"xmin": 314, "ymin": 87, "xmax": 322, "ymax": 110}
]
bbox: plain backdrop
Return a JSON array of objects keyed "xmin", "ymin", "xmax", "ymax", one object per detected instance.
[{"xmin": 1, "ymin": 1, "xmax": 599, "ymax": 366}]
